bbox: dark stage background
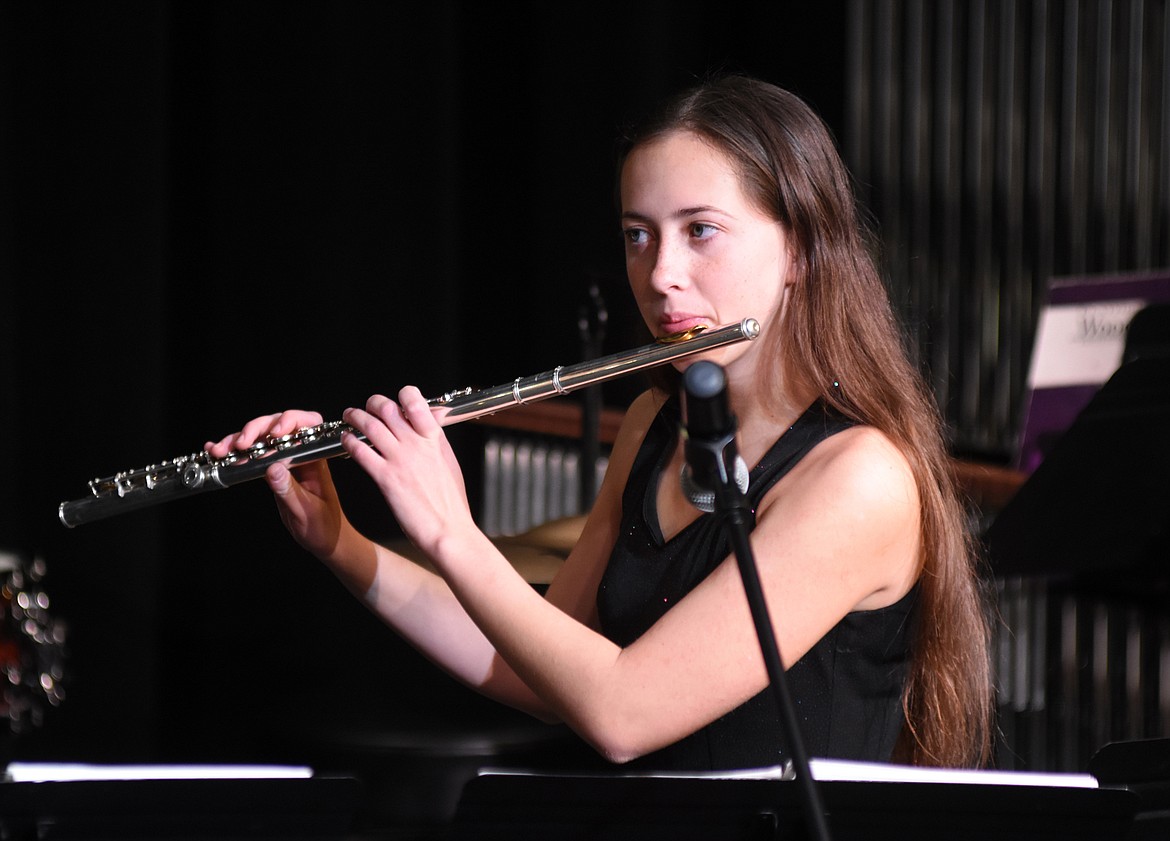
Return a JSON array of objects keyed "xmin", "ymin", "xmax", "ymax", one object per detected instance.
[{"xmin": 0, "ymin": 1, "xmax": 846, "ymax": 767}]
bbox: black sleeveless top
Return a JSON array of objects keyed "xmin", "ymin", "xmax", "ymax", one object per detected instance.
[{"xmin": 596, "ymin": 399, "xmax": 916, "ymax": 771}]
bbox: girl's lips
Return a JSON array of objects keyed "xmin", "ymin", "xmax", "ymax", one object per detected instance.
[{"xmin": 658, "ymin": 315, "xmax": 710, "ymax": 336}]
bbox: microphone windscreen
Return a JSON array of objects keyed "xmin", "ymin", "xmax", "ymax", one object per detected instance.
[{"xmin": 682, "ymin": 361, "xmax": 733, "ymax": 440}]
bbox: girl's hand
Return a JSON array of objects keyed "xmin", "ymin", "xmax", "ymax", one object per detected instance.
[{"xmin": 341, "ymin": 387, "xmax": 473, "ymax": 560}]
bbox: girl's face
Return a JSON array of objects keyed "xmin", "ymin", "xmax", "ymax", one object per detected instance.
[{"xmin": 620, "ymin": 130, "xmax": 792, "ymax": 378}]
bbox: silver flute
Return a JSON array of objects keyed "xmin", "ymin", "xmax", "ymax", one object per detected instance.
[{"xmin": 59, "ymin": 318, "xmax": 760, "ymax": 527}]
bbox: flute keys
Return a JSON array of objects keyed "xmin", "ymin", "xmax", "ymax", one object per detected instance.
[
  {"xmin": 429, "ymin": 387, "xmax": 474, "ymax": 406},
  {"xmin": 181, "ymin": 462, "xmax": 207, "ymax": 489},
  {"xmin": 272, "ymin": 433, "xmax": 298, "ymax": 452},
  {"xmin": 297, "ymin": 425, "xmax": 321, "ymax": 444}
]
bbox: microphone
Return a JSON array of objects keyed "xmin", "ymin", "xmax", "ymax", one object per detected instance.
[{"xmin": 680, "ymin": 361, "xmax": 749, "ymax": 513}]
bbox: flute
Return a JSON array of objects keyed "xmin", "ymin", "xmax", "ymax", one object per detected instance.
[{"xmin": 59, "ymin": 318, "xmax": 760, "ymax": 527}]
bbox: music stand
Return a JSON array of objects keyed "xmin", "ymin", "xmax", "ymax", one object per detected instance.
[
  {"xmin": 452, "ymin": 769, "xmax": 1139, "ymax": 840},
  {"xmin": 0, "ymin": 775, "xmax": 360, "ymax": 840}
]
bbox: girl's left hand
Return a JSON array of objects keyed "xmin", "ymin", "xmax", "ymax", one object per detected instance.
[{"xmin": 341, "ymin": 387, "xmax": 474, "ymax": 559}]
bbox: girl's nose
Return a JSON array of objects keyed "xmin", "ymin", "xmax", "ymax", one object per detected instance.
[{"xmin": 647, "ymin": 238, "xmax": 689, "ymax": 293}]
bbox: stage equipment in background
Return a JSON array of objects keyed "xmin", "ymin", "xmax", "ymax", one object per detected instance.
[
  {"xmin": 1016, "ymin": 272, "xmax": 1170, "ymax": 473},
  {"xmin": 988, "ymin": 353, "xmax": 1170, "ymax": 771},
  {"xmin": 0, "ymin": 550, "xmax": 66, "ymax": 749},
  {"xmin": 577, "ymin": 282, "xmax": 608, "ymax": 507}
]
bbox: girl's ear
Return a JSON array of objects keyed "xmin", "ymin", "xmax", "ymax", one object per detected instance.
[
  {"xmin": 783, "ymin": 241, "xmax": 800, "ymax": 288},
  {"xmin": 775, "ymin": 222, "xmax": 799, "ymax": 288}
]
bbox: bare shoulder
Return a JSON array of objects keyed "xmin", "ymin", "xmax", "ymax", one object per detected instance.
[
  {"xmin": 757, "ymin": 424, "xmax": 922, "ymax": 609},
  {"xmin": 607, "ymin": 389, "xmax": 668, "ymax": 468},
  {"xmin": 781, "ymin": 424, "xmax": 918, "ymax": 511},
  {"xmin": 619, "ymin": 389, "xmax": 668, "ymax": 436},
  {"xmin": 590, "ymin": 389, "xmax": 669, "ymax": 510}
]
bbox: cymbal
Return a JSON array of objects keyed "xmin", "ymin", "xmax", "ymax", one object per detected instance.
[
  {"xmin": 507, "ymin": 515, "xmax": 587, "ymax": 556},
  {"xmin": 480, "ymin": 541, "xmax": 565, "ymax": 585},
  {"xmin": 382, "ymin": 514, "xmax": 587, "ymax": 585}
]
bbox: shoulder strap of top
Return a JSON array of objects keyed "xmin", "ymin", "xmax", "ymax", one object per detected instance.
[{"xmin": 746, "ymin": 402, "xmax": 855, "ymax": 508}]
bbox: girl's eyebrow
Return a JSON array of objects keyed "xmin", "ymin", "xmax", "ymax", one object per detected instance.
[{"xmin": 620, "ymin": 205, "xmax": 730, "ymax": 223}]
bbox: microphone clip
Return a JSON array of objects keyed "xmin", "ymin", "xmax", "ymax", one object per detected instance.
[
  {"xmin": 680, "ymin": 361, "xmax": 754, "ymax": 524},
  {"xmin": 680, "ymin": 453, "xmax": 749, "ymax": 513}
]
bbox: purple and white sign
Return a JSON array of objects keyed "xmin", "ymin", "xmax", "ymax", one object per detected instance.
[{"xmin": 1016, "ymin": 270, "xmax": 1170, "ymax": 472}]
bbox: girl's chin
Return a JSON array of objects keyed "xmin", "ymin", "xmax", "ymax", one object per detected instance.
[{"xmin": 672, "ymin": 348, "xmax": 725, "ymax": 371}]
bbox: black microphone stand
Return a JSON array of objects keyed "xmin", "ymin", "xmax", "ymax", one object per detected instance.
[
  {"xmin": 693, "ymin": 433, "xmax": 833, "ymax": 841},
  {"xmin": 577, "ymin": 283, "xmax": 607, "ymax": 507}
]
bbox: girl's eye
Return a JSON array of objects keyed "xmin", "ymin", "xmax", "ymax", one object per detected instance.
[
  {"xmin": 689, "ymin": 223, "xmax": 717, "ymax": 239},
  {"xmin": 623, "ymin": 228, "xmax": 648, "ymax": 246}
]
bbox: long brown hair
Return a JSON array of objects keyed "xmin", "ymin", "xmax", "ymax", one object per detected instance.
[{"xmin": 620, "ymin": 76, "xmax": 994, "ymax": 768}]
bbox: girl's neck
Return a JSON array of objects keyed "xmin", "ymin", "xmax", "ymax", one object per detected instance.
[{"xmin": 721, "ymin": 364, "xmax": 816, "ymax": 466}]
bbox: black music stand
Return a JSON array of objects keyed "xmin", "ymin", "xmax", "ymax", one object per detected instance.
[
  {"xmin": 985, "ymin": 355, "xmax": 1170, "ymax": 584},
  {"xmin": 0, "ymin": 775, "xmax": 359, "ymax": 840},
  {"xmin": 451, "ymin": 770, "xmax": 1139, "ymax": 840},
  {"xmin": 1091, "ymin": 739, "xmax": 1170, "ymax": 841}
]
